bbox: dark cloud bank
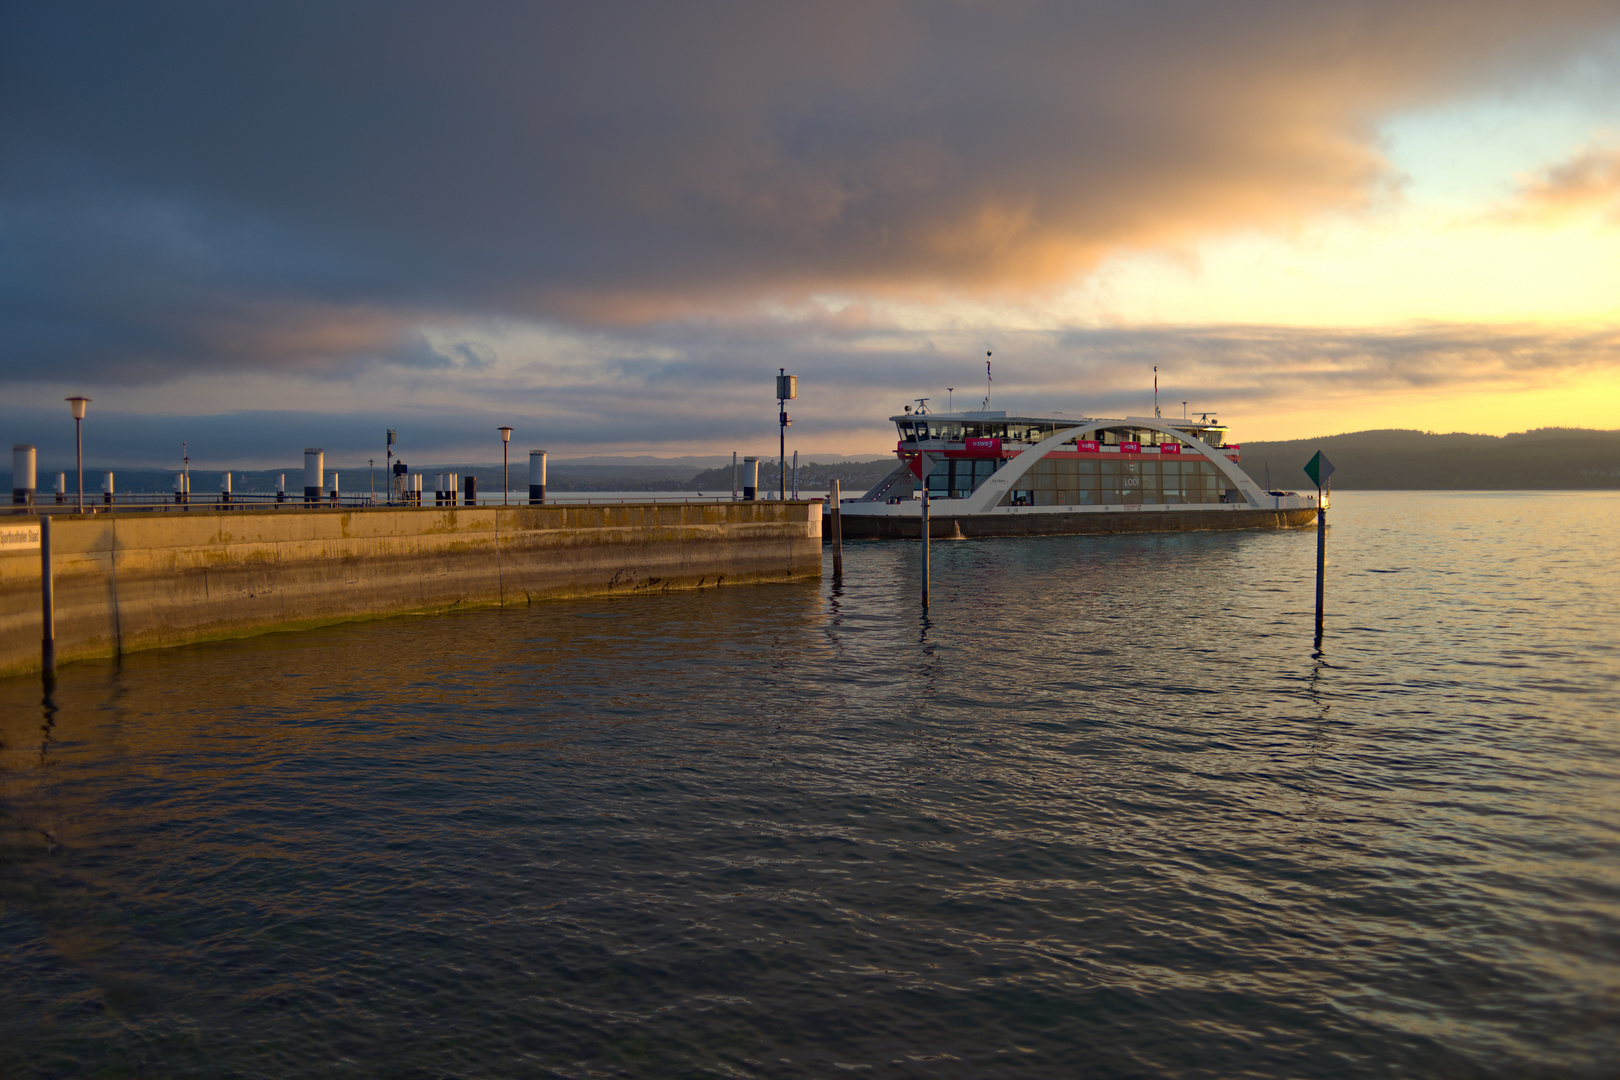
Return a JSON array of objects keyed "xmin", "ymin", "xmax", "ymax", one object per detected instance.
[{"xmin": 5, "ymin": 1, "xmax": 1618, "ymax": 380}]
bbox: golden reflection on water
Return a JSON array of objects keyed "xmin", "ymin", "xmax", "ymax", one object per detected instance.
[{"xmin": 2, "ymin": 495, "xmax": 1618, "ymax": 1077}]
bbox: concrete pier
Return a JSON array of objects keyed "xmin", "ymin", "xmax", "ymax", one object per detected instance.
[{"xmin": 0, "ymin": 501, "xmax": 822, "ymax": 678}]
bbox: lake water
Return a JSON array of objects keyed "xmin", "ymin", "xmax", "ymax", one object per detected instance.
[{"xmin": 2, "ymin": 492, "xmax": 1616, "ymax": 1078}]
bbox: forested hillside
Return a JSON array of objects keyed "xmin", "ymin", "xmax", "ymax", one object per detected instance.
[{"xmin": 1233, "ymin": 428, "xmax": 1620, "ymax": 490}]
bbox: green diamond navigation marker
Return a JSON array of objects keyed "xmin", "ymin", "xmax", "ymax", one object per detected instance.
[{"xmin": 1303, "ymin": 450, "xmax": 1336, "ymax": 489}]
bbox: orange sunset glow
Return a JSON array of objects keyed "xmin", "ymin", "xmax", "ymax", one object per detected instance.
[{"xmin": 2, "ymin": 1, "xmax": 1617, "ymax": 463}]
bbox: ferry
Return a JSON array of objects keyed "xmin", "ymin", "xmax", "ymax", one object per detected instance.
[{"xmin": 831, "ymin": 407, "xmax": 1320, "ymax": 539}]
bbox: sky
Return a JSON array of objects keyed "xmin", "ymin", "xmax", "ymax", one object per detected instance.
[{"xmin": 3, "ymin": 0, "xmax": 1619, "ymax": 469}]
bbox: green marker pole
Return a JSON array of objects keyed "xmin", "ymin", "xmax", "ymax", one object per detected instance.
[
  {"xmin": 1315, "ymin": 481, "xmax": 1325, "ymax": 640},
  {"xmin": 1304, "ymin": 450, "xmax": 1334, "ymax": 645}
]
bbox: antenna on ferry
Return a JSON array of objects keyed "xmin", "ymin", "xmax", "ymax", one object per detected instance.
[
  {"xmin": 915, "ymin": 398, "xmax": 929, "ymax": 415},
  {"xmin": 983, "ymin": 351, "xmax": 992, "ymax": 410},
  {"xmin": 1154, "ymin": 366, "xmax": 1160, "ymax": 418}
]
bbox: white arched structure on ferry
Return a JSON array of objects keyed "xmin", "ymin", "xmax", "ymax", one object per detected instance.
[{"xmin": 955, "ymin": 417, "xmax": 1269, "ymax": 514}]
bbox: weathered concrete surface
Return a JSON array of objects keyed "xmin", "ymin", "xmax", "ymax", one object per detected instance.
[{"xmin": 0, "ymin": 502, "xmax": 821, "ymax": 678}]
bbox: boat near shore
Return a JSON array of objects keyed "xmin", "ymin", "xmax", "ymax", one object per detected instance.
[{"xmin": 830, "ymin": 408, "xmax": 1320, "ymax": 539}]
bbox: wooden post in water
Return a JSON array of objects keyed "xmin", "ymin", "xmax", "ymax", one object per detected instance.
[
  {"xmin": 40, "ymin": 515, "xmax": 55, "ymax": 677},
  {"xmin": 829, "ymin": 478, "xmax": 843, "ymax": 577},
  {"xmin": 921, "ymin": 488, "xmax": 930, "ymax": 608}
]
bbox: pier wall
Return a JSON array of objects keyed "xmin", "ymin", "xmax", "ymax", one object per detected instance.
[{"xmin": 0, "ymin": 502, "xmax": 822, "ymax": 678}]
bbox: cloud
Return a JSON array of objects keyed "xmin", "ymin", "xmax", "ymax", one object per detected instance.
[
  {"xmin": 1500, "ymin": 144, "xmax": 1620, "ymax": 222},
  {"xmin": 4, "ymin": 0, "xmax": 1619, "ymax": 385},
  {"xmin": 5, "ymin": 314, "xmax": 1613, "ymax": 468}
]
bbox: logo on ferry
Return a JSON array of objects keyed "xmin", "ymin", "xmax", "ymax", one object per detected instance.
[
  {"xmin": 1076, "ymin": 439, "xmax": 1099, "ymax": 452},
  {"xmin": 1120, "ymin": 441, "xmax": 1142, "ymax": 453},
  {"xmin": 1161, "ymin": 442, "xmax": 1181, "ymax": 454},
  {"xmin": 965, "ymin": 437, "xmax": 1002, "ymax": 452}
]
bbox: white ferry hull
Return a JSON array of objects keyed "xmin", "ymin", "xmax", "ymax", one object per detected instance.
[{"xmin": 830, "ymin": 503, "xmax": 1318, "ymax": 540}]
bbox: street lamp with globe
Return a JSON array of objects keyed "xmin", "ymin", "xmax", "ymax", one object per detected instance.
[
  {"xmin": 65, "ymin": 397, "xmax": 90, "ymax": 514},
  {"xmin": 497, "ymin": 427, "xmax": 514, "ymax": 505}
]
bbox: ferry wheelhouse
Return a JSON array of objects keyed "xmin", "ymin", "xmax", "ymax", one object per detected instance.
[{"xmin": 833, "ymin": 408, "xmax": 1320, "ymax": 539}]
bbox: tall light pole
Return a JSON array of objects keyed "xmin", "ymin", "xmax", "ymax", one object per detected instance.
[
  {"xmin": 65, "ymin": 397, "xmax": 90, "ymax": 513},
  {"xmin": 947, "ymin": 387, "xmax": 954, "ymax": 412},
  {"xmin": 775, "ymin": 369, "xmax": 796, "ymax": 501},
  {"xmin": 497, "ymin": 426, "xmax": 513, "ymax": 505}
]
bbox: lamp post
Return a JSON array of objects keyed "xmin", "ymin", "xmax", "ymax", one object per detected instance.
[
  {"xmin": 497, "ymin": 427, "xmax": 513, "ymax": 505},
  {"xmin": 386, "ymin": 428, "xmax": 397, "ymax": 504},
  {"xmin": 775, "ymin": 369, "xmax": 796, "ymax": 501},
  {"xmin": 65, "ymin": 397, "xmax": 90, "ymax": 513}
]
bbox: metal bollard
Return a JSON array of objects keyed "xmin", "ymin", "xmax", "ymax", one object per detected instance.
[
  {"xmin": 529, "ymin": 450, "xmax": 546, "ymax": 505},
  {"xmin": 304, "ymin": 449, "xmax": 324, "ymax": 505},
  {"xmin": 12, "ymin": 445, "xmax": 36, "ymax": 505}
]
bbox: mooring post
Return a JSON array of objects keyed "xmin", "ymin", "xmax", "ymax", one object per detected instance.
[
  {"xmin": 40, "ymin": 514, "xmax": 55, "ymax": 677},
  {"xmin": 830, "ymin": 478, "xmax": 843, "ymax": 577},
  {"xmin": 1303, "ymin": 450, "xmax": 1335, "ymax": 644},
  {"xmin": 12, "ymin": 444, "xmax": 36, "ymax": 505},
  {"xmin": 529, "ymin": 450, "xmax": 546, "ymax": 505},
  {"xmin": 921, "ymin": 488, "xmax": 930, "ymax": 609},
  {"xmin": 743, "ymin": 456, "xmax": 759, "ymax": 501},
  {"xmin": 1315, "ymin": 489, "xmax": 1326, "ymax": 639},
  {"xmin": 304, "ymin": 448, "xmax": 323, "ymax": 505}
]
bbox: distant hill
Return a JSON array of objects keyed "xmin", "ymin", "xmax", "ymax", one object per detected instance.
[
  {"xmin": 687, "ymin": 458, "xmax": 898, "ymax": 492},
  {"xmin": 1233, "ymin": 428, "xmax": 1620, "ymax": 491}
]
